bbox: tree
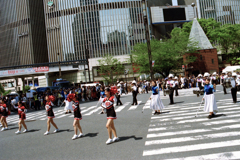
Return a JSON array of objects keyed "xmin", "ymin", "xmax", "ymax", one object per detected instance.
[
  {"xmin": 97, "ymin": 54, "xmax": 124, "ymax": 84},
  {"xmin": 131, "ymin": 28, "xmax": 199, "ymax": 78},
  {"xmin": 0, "ymin": 84, "xmax": 11, "ymax": 96},
  {"xmin": 22, "ymin": 85, "xmax": 31, "ymax": 93}
]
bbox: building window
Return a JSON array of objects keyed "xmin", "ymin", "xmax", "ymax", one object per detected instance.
[
  {"xmin": 212, "ymin": 59, "xmax": 214, "ymax": 64},
  {"xmin": 200, "ymin": 55, "xmax": 202, "ymax": 60}
]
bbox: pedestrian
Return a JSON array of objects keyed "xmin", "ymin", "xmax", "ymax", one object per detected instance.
[
  {"xmin": 15, "ymin": 101, "xmax": 28, "ymax": 134},
  {"xmin": 64, "ymin": 91, "xmax": 72, "ymax": 114},
  {"xmin": 202, "ymin": 78, "xmax": 218, "ymax": 119},
  {"xmin": 44, "ymin": 95, "xmax": 59, "ymax": 135},
  {"xmin": 99, "ymin": 86, "xmax": 106, "ymax": 114},
  {"xmin": 211, "ymin": 72, "xmax": 217, "ymax": 91},
  {"xmin": 1, "ymin": 99, "xmax": 9, "ymax": 131},
  {"xmin": 221, "ymin": 72, "xmax": 228, "ymax": 94},
  {"xmin": 70, "ymin": 94, "xmax": 84, "ymax": 140},
  {"xmin": 166, "ymin": 74, "xmax": 175, "ymax": 105},
  {"xmin": 102, "ymin": 87, "xmax": 119, "ymax": 145},
  {"xmin": 150, "ymin": 81, "xmax": 165, "ymax": 115},
  {"xmin": 131, "ymin": 81, "xmax": 138, "ymax": 105},
  {"xmin": 116, "ymin": 85, "xmax": 123, "ymax": 106},
  {"xmin": 230, "ymin": 73, "xmax": 237, "ymax": 103},
  {"xmin": 174, "ymin": 77, "xmax": 179, "ymax": 96}
]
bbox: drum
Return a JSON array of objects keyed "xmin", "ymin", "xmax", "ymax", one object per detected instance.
[
  {"xmin": 223, "ymin": 82, "xmax": 232, "ymax": 88},
  {"xmin": 165, "ymin": 89, "xmax": 170, "ymax": 95}
]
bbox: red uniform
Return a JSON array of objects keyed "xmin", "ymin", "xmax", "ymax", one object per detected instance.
[
  {"xmin": 72, "ymin": 101, "xmax": 82, "ymax": 120},
  {"xmin": 102, "ymin": 96, "xmax": 116, "ymax": 120},
  {"xmin": 18, "ymin": 106, "xmax": 26, "ymax": 120},
  {"xmin": 45, "ymin": 101, "xmax": 55, "ymax": 118},
  {"xmin": 1, "ymin": 104, "xmax": 8, "ymax": 117}
]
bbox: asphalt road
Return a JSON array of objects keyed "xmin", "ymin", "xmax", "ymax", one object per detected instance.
[{"xmin": 0, "ymin": 85, "xmax": 240, "ymax": 160}]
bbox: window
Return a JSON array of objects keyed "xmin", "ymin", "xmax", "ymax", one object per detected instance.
[
  {"xmin": 212, "ymin": 59, "xmax": 214, "ymax": 64},
  {"xmin": 200, "ymin": 55, "xmax": 203, "ymax": 60}
]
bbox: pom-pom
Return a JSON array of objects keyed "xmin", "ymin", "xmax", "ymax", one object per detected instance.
[
  {"xmin": 110, "ymin": 86, "xmax": 118, "ymax": 96},
  {"xmin": 48, "ymin": 95, "xmax": 56, "ymax": 102},
  {"xmin": 67, "ymin": 94, "xmax": 75, "ymax": 102}
]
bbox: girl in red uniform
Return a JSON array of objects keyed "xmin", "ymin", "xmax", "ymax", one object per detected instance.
[
  {"xmin": 102, "ymin": 87, "xmax": 119, "ymax": 144},
  {"xmin": 15, "ymin": 101, "xmax": 28, "ymax": 134},
  {"xmin": 1, "ymin": 100, "xmax": 9, "ymax": 131},
  {"xmin": 69, "ymin": 94, "xmax": 84, "ymax": 140},
  {"xmin": 44, "ymin": 95, "xmax": 59, "ymax": 135}
]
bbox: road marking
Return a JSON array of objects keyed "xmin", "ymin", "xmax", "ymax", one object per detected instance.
[
  {"xmin": 128, "ymin": 101, "xmax": 142, "ymax": 110},
  {"xmin": 115, "ymin": 102, "xmax": 130, "ymax": 112}
]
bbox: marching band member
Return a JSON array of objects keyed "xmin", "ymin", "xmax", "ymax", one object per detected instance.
[
  {"xmin": 102, "ymin": 87, "xmax": 119, "ymax": 145},
  {"xmin": 15, "ymin": 101, "xmax": 28, "ymax": 134},
  {"xmin": 116, "ymin": 84, "xmax": 123, "ymax": 106},
  {"xmin": 211, "ymin": 72, "xmax": 217, "ymax": 90},
  {"xmin": 131, "ymin": 81, "xmax": 138, "ymax": 105},
  {"xmin": 44, "ymin": 95, "xmax": 59, "ymax": 135},
  {"xmin": 71, "ymin": 94, "xmax": 84, "ymax": 140},
  {"xmin": 202, "ymin": 78, "xmax": 218, "ymax": 119},
  {"xmin": 221, "ymin": 72, "xmax": 228, "ymax": 94},
  {"xmin": 174, "ymin": 76, "xmax": 179, "ymax": 96},
  {"xmin": 150, "ymin": 81, "xmax": 165, "ymax": 115},
  {"xmin": 230, "ymin": 73, "xmax": 238, "ymax": 103},
  {"xmin": 1, "ymin": 100, "xmax": 9, "ymax": 131},
  {"xmin": 166, "ymin": 74, "xmax": 175, "ymax": 105}
]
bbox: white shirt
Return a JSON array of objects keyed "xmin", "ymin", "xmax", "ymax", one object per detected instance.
[
  {"xmin": 230, "ymin": 77, "xmax": 236, "ymax": 87},
  {"xmin": 166, "ymin": 80, "xmax": 175, "ymax": 88},
  {"xmin": 132, "ymin": 86, "xmax": 137, "ymax": 91}
]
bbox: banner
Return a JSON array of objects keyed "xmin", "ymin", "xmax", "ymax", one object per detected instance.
[{"xmin": 0, "ymin": 66, "xmax": 49, "ymax": 76}]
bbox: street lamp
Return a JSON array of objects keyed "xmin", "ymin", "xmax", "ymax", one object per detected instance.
[
  {"xmin": 142, "ymin": 0, "xmax": 153, "ymax": 80},
  {"xmin": 191, "ymin": 3, "xmax": 196, "ymax": 18}
]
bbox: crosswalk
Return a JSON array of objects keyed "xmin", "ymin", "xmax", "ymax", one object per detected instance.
[
  {"xmin": 6, "ymin": 100, "xmax": 150, "ymax": 125},
  {"xmin": 142, "ymin": 98, "xmax": 240, "ymax": 159}
]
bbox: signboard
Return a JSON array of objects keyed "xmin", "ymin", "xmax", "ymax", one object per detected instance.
[
  {"xmin": 26, "ymin": 93, "xmax": 33, "ymax": 98},
  {"xmin": 0, "ymin": 66, "xmax": 49, "ymax": 77},
  {"xmin": 47, "ymin": 1, "xmax": 54, "ymax": 6},
  {"xmin": 152, "ymin": 61, "xmax": 155, "ymax": 67}
]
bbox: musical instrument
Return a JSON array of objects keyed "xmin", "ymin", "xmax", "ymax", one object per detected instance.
[
  {"xmin": 193, "ymin": 90, "xmax": 204, "ymax": 96},
  {"xmin": 223, "ymin": 80, "xmax": 232, "ymax": 88},
  {"xmin": 164, "ymin": 89, "xmax": 170, "ymax": 95}
]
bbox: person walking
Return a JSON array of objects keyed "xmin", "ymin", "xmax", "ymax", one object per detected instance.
[
  {"xmin": 150, "ymin": 81, "xmax": 165, "ymax": 115},
  {"xmin": 15, "ymin": 101, "xmax": 28, "ymax": 134}
]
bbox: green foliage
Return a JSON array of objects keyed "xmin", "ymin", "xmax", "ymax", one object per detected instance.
[
  {"xmin": 0, "ymin": 83, "xmax": 11, "ymax": 96},
  {"xmin": 22, "ymin": 85, "xmax": 31, "ymax": 93},
  {"xmin": 98, "ymin": 54, "xmax": 124, "ymax": 84},
  {"xmin": 131, "ymin": 28, "xmax": 198, "ymax": 78}
]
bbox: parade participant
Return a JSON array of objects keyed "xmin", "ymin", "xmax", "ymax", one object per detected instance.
[
  {"xmin": 221, "ymin": 71, "xmax": 228, "ymax": 94},
  {"xmin": 211, "ymin": 72, "xmax": 217, "ymax": 90},
  {"xmin": 0, "ymin": 101, "xmax": 2, "ymax": 128},
  {"xmin": 44, "ymin": 95, "xmax": 59, "ymax": 135},
  {"xmin": 64, "ymin": 91, "xmax": 72, "ymax": 114},
  {"xmin": 131, "ymin": 81, "xmax": 138, "ymax": 105},
  {"xmin": 230, "ymin": 73, "xmax": 238, "ymax": 103},
  {"xmin": 166, "ymin": 74, "xmax": 175, "ymax": 105},
  {"xmin": 202, "ymin": 78, "xmax": 218, "ymax": 119},
  {"xmin": 99, "ymin": 86, "xmax": 106, "ymax": 114},
  {"xmin": 102, "ymin": 87, "xmax": 119, "ymax": 144},
  {"xmin": 174, "ymin": 76, "xmax": 179, "ymax": 96},
  {"xmin": 162, "ymin": 78, "xmax": 167, "ymax": 96},
  {"xmin": 15, "ymin": 102, "xmax": 28, "ymax": 134},
  {"xmin": 150, "ymin": 81, "xmax": 165, "ymax": 115},
  {"xmin": 116, "ymin": 85, "xmax": 123, "ymax": 106},
  {"xmin": 70, "ymin": 94, "xmax": 84, "ymax": 140},
  {"xmin": 197, "ymin": 74, "xmax": 203, "ymax": 90},
  {"xmin": 1, "ymin": 99, "xmax": 9, "ymax": 131}
]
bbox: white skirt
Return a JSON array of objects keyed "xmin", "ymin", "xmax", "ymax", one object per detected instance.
[
  {"xmin": 203, "ymin": 94, "xmax": 218, "ymax": 112},
  {"xmin": 64, "ymin": 100, "xmax": 72, "ymax": 111},
  {"xmin": 150, "ymin": 94, "xmax": 165, "ymax": 111}
]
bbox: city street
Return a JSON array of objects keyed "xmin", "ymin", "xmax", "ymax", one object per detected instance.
[{"xmin": 0, "ymin": 85, "xmax": 240, "ymax": 160}]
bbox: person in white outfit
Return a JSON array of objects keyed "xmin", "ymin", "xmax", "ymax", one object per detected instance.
[
  {"xmin": 150, "ymin": 81, "xmax": 165, "ymax": 115},
  {"xmin": 202, "ymin": 78, "xmax": 218, "ymax": 119}
]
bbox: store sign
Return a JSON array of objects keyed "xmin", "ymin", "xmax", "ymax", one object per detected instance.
[
  {"xmin": 47, "ymin": 1, "xmax": 54, "ymax": 6},
  {"xmin": 0, "ymin": 66, "xmax": 49, "ymax": 76}
]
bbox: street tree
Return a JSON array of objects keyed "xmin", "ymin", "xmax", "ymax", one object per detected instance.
[
  {"xmin": 0, "ymin": 84, "xmax": 11, "ymax": 96},
  {"xmin": 97, "ymin": 54, "xmax": 124, "ymax": 84},
  {"xmin": 131, "ymin": 28, "xmax": 198, "ymax": 78}
]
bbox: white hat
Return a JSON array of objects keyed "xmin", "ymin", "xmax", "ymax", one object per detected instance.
[
  {"xmin": 212, "ymin": 72, "xmax": 217, "ymax": 75},
  {"xmin": 232, "ymin": 72, "xmax": 237, "ymax": 77},
  {"xmin": 117, "ymin": 83, "xmax": 121, "ymax": 87},
  {"xmin": 198, "ymin": 74, "xmax": 202, "ymax": 77},
  {"xmin": 204, "ymin": 72, "xmax": 210, "ymax": 77},
  {"xmin": 237, "ymin": 75, "xmax": 240, "ymax": 78},
  {"xmin": 132, "ymin": 80, "xmax": 136, "ymax": 84},
  {"xmin": 168, "ymin": 74, "xmax": 174, "ymax": 78},
  {"xmin": 174, "ymin": 76, "xmax": 178, "ymax": 80}
]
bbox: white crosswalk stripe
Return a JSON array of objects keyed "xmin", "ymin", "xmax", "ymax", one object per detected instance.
[
  {"xmin": 128, "ymin": 101, "xmax": 142, "ymax": 110},
  {"xmin": 142, "ymin": 98, "xmax": 240, "ymax": 159}
]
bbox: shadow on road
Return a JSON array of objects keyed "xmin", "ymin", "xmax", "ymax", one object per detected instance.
[
  {"xmin": 119, "ymin": 135, "xmax": 143, "ymax": 142},
  {"xmin": 9, "ymin": 127, "xmax": 19, "ymax": 130},
  {"xmin": 174, "ymin": 101, "xmax": 184, "ymax": 104},
  {"xmin": 27, "ymin": 129, "xmax": 41, "ymax": 133},
  {"xmin": 212, "ymin": 114, "xmax": 226, "ymax": 119},
  {"xmin": 57, "ymin": 129, "xmax": 73, "ymax": 133},
  {"xmin": 161, "ymin": 111, "xmax": 170, "ymax": 114},
  {"xmin": 84, "ymin": 133, "xmax": 98, "ymax": 137}
]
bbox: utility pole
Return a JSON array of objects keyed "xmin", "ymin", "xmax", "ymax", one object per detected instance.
[
  {"xmin": 85, "ymin": 47, "xmax": 91, "ymax": 82},
  {"xmin": 57, "ymin": 53, "xmax": 61, "ymax": 78},
  {"xmin": 191, "ymin": 3, "xmax": 196, "ymax": 18},
  {"xmin": 142, "ymin": 0, "xmax": 153, "ymax": 80}
]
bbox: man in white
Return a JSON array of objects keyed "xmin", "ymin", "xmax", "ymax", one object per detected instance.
[
  {"xmin": 166, "ymin": 74, "xmax": 175, "ymax": 105},
  {"xmin": 230, "ymin": 73, "xmax": 238, "ymax": 103}
]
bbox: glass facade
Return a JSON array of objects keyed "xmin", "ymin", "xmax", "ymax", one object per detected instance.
[
  {"xmin": 197, "ymin": 0, "xmax": 240, "ymax": 25},
  {"xmin": 43, "ymin": 0, "xmax": 145, "ymax": 62},
  {"xmin": 0, "ymin": 0, "xmax": 48, "ymax": 68}
]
